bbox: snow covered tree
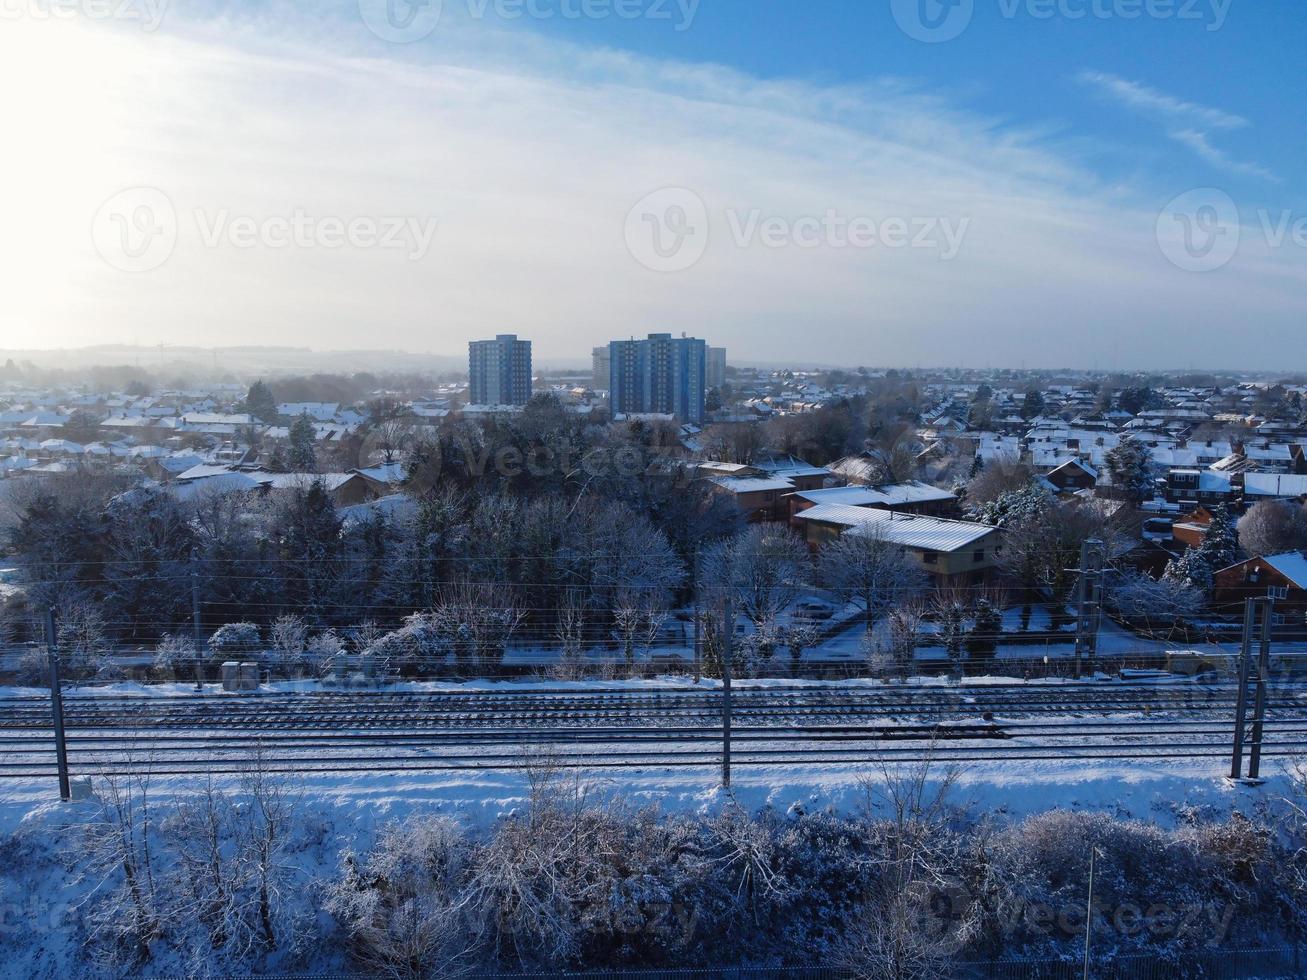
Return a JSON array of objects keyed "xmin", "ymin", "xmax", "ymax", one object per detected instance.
[
  {"xmin": 699, "ymin": 525, "xmax": 810, "ymax": 632},
  {"xmin": 1110, "ymin": 570, "xmax": 1203, "ymax": 629},
  {"xmin": 243, "ymin": 379, "xmax": 278, "ymax": 423},
  {"xmin": 271, "ymin": 479, "xmax": 342, "ymax": 620},
  {"xmin": 966, "ymin": 598, "xmax": 1002, "ymax": 664},
  {"xmin": 1105, "ymin": 436, "xmax": 1154, "ymax": 503},
  {"xmin": 1020, "ymin": 389, "xmax": 1045, "ymax": 420},
  {"xmin": 1202, "ymin": 503, "xmax": 1240, "ymax": 570},
  {"xmin": 1163, "ymin": 547, "xmax": 1214, "ymax": 595},
  {"xmin": 1239, "ymin": 500, "xmax": 1307, "ymax": 557},
  {"xmin": 817, "ymin": 532, "xmax": 927, "ymax": 629},
  {"xmin": 62, "ymin": 408, "xmax": 102, "ymax": 444},
  {"xmin": 287, "ymin": 411, "xmax": 318, "ymax": 472},
  {"xmin": 208, "ymin": 622, "xmax": 261, "ymax": 662},
  {"xmin": 101, "ymin": 485, "xmax": 194, "ymax": 638},
  {"xmin": 934, "ymin": 593, "xmax": 967, "ymax": 678}
]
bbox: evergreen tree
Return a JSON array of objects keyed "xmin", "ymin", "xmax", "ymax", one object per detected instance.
[
  {"xmin": 288, "ymin": 412, "xmax": 318, "ymax": 472},
  {"xmin": 275, "ymin": 480, "xmax": 343, "ymax": 621},
  {"xmin": 1163, "ymin": 505, "xmax": 1240, "ymax": 595},
  {"xmin": 244, "ymin": 379, "xmax": 279, "ymax": 423},
  {"xmin": 1020, "ymin": 390, "xmax": 1045, "ymax": 420},
  {"xmin": 967, "ymin": 598, "xmax": 1002, "ymax": 663},
  {"xmin": 1105, "ymin": 436, "xmax": 1153, "ymax": 503},
  {"xmin": 1201, "ymin": 504, "xmax": 1239, "ymax": 570}
]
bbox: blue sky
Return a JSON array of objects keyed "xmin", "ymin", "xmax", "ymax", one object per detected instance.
[
  {"xmin": 2, "ymin": 0, "xmax": 1304, "ymax": 368},
  {"xmin": 493, "ymin": 0, "xmax": 1301, "ymax": 205}
]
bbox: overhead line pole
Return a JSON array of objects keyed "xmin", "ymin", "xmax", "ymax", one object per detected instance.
[
  {"xmin": 721, "ymin": 589, "xmax": 733, "ymax": 790},
  {"xmin": 45, "ymin": 607, "xmax": 71, "ymax": 802}
]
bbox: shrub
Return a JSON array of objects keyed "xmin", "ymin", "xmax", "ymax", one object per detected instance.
[{"xmin": 207, "ymin": 622, "xmax": 261, "ymax": 662}]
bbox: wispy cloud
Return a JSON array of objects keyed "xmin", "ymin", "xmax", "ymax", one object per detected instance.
[
  {"xmin": 1170, "ymin": 129, "xmax": 1279, "ymax": 181},
  {"xmin": 1078, "ymin": 70, "xmax": 1275, "ymax": 181}
]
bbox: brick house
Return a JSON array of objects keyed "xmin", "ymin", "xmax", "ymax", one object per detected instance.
[
  {"xmin": 1045, "ymin": 458, "xmax": 1098, "ymax": 494},
  {"xmin": 1212, "ymin": 552, "xmax": 1307, "ymax": 624}
]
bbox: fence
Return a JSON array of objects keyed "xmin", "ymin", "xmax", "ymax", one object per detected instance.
[
  {"xmin": 216, "ymin": 947, "xmax": 1306, "ymax": 980},
  {"xmin": 961, "ymin": 945, "xmax": 1302, "ymax": 979}
]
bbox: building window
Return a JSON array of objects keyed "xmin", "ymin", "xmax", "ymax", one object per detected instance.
[
  {"xmin": 973, "ymin": 549, "xmax": 985, "ymax": 563},
  {"xmin": 1269, "ymin": 586, "xmax": 1289, "ymax": 600},
  {"xmin": 921, "ymin": 550, "xmax": 937, "ymax": 565}
]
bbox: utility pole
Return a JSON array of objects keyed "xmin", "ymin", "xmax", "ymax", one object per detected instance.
[
  {"xmin": 45, "ymin": 607, "xmax": 71, "ymax": 802},
  {"xmin": 721, "ymin": 590, "xmax": 733, "ymax": 790},
  {"xmin": 692, "ymin": 545, "xmax": 702, "ymax": 683},
  {"xmin": 1232, "ymin": 596, "xmax": 1273, "ymax": 781},
  {"xmin": 1247, "ymin": 596, "xmax": 1274, "ymax": 780},
  {"xmin": 191, "ymin": 557, "xmax": 203, "ymax": 692},
  {"xmin": 1073, "ymin": 539, "xmax": 1104, "ymax": 681}
]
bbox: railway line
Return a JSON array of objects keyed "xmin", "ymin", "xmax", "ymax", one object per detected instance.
[{"xmin": 1, "ymin": 679, "xmax": 1304, "ymax": 779}]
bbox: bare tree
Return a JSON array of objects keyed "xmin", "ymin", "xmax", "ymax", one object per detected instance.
[
  {"xmin": 837, "ymin": 749, "xmax": 974, "ymax": 980},
  {"xmin": 434, "ymin": 582, "xmax": 524, "ymax": 673},
  {"xmin": 699, "ymin": 525, "xmax": 810, "ymax": 631},
  {"xmin": 818, "ymin": 532, "xmax": 928, "ymax": 630}
]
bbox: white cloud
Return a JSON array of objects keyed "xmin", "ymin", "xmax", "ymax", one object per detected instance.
[
  {"xmin": 0, "ymin": 15, "xmax": 1303, "ymax": 368},
  {"xmin": 1078, "ymin": 70, "xmax": 1275, "ymax": 183}
]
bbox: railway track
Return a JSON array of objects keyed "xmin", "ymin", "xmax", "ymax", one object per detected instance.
[{"xmin": 0, "ymin": 680, "xmax": 1303, "ymax": 778}]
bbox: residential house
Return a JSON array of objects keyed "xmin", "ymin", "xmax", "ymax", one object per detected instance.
[
  {"xmin": 1213, "ymin": 552, "xmax": 1307, "ymax": 624},
  {"xmin": 792, "ymin": 504, "xmax": 1001, "ymax": 588}
]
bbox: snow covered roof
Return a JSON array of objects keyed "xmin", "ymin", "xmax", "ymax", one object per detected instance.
[
  {"xmin": 710, "ymin": 476, "xmax": 795, "ymax": 494},
  {"xmin": 1049, "ymin": 458, "xmax": 1098, "ymax": 479},
  {"xmin": 1244, "ymin": 473, "xmax": 1307, "ymax": 499},
  {"xmin": 355, "ymin": 462, "xmax": 407, "ymax": 484},
  {"xmin": 1264, "ymin": 553, "xmax": 1307, "ymax": 589},
  {"xmin": 795, "ymin": 480, "xmax": 955, "ymax": 508},
  {"xmin": 795, "ymin": 504, "xmax": 996, "ymax": 551}
]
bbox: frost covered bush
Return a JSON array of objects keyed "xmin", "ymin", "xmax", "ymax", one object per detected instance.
[
  {"xmin": 206, "ymin": 621, "xmax": 261, "ymax": 662},
  {"xmin": 977, "ymin": 810, "xmax": 1284, "ymax": 960},
  {"xmin": 367, "ymin": 612, "xmax": 447, "ymax": 674},
  {"xmin": 303, "ymin": 628, "xmax": 346, "ymax": 676},
  {"xmin": 153, "ymin": 633, "xmax": 199, "ymax": 678},
  {"xmin": 57, "ymin": 601, "xmax": 114, "ymax": 680},
  {"xmin": 326, "ymin": 816, "xmax": 479, "ymax": 978},
  {"xmin": 8, "ymin": 772, "xmax": 1307, "ymax": 978}
]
